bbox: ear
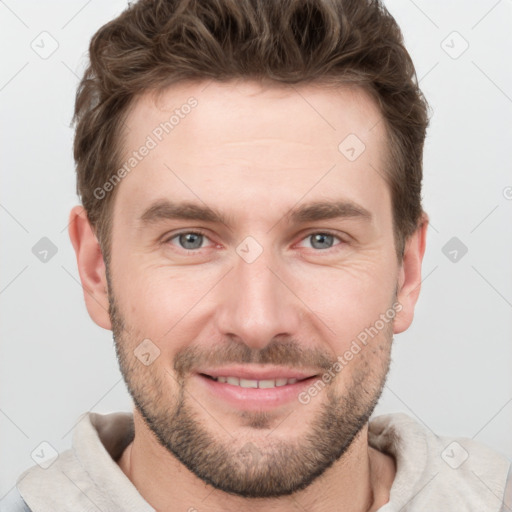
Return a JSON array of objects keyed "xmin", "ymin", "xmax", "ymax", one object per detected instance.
[
  {"xmin": 393, "ymin": 212, "xmax": 429, "ymax": 334},
  {"xmin": 68, "ymin": 205, "xmax": 112, "ymax": 330}
]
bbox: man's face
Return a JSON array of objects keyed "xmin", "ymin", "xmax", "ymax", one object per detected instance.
[{"xmin": 107, "ymin": 80, "xmax": 402, "ymax": 497}]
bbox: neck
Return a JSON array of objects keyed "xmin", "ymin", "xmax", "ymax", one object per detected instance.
[{"xmin": 117, "ymin": 410, "xmax": 395, "ymax": 512}]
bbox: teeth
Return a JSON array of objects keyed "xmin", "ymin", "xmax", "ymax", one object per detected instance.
[
  {"xmin": 239, "ymin": 378, "xmax": 258, "ymax": 388},
  {"xmin": 212, "ymin": 376, "xmax": 302, "ymax": 388}
]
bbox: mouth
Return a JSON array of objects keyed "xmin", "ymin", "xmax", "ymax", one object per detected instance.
[
  {"xmin": 194, "ymin": 367, "xmax": 320, "ymax": 410},
  {"xmin": 200, "ymin": 374, "xmax": 314, "ymax": 388}
]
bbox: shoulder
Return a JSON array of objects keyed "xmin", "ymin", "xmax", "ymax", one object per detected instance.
[
  {"xmin": 369, "ymin": 413, "xmax": 511, "ymax": 512},
  {"xmin": 9, "ymin": 411, "xmax": 150, "ymax": 512}
]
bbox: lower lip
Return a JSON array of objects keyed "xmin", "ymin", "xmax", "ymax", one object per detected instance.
[{"xmin": 195, "ymin": 374, "xmax": 318, "ymax": 410}]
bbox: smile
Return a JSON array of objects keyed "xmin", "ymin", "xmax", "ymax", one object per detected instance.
[
  {"xmin": 202, "ymin": 375, "xmax": 308, "ymax": 388},
  {"xmin": 196, "ymin": 371, "xmax": 319, "ymax": 410}
]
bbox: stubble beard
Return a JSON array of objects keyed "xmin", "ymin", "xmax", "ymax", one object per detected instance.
[{"xmin": 108, "ymin": 286, "xmax": 393, "ymax": 498}]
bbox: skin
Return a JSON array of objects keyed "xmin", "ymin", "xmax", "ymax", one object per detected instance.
[{"xmin": 69, "ymin": 80, "xmax": 428, "ymax": 512}]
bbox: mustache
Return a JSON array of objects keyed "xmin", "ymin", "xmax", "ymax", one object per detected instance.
[{"xmin": 173, "ymin": 338, "xmax": 338, "ymax": 379}]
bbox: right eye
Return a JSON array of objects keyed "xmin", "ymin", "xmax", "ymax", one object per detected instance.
[{"xmin": 165, "ymin": 231, "xmax": 213, "ymax": 251}]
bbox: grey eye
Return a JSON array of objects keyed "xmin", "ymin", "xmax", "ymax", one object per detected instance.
[
  {"xmin": 309, "ymin": 233, "xmax": 335, "ymax": 250},
  {"xmin": 178, "ymin": 232, "xmax": 204, "ymax": 250}
]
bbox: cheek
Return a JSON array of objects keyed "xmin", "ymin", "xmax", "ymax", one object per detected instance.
[
  {"xmin": 291, "ymin": 255, "xmax": 397, "ymax": 346},
  {"xmin": 114, "ymin": 263, "xmax": 220, "ymax": 342}
]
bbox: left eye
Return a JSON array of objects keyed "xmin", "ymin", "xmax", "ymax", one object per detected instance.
[
  {"xmin": 168, "ymin": 232, "xmax": 210, "ymax": 250},
  {"xmin": 298, "ymin": 233, "xmax": 341, "ymax": 250}
]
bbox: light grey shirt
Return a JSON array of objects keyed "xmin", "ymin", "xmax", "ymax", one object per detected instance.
[{"xmin": 4, "ymin": 411, "xmax": 511, "ymax": 511}]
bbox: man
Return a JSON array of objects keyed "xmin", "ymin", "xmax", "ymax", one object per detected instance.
[{"xmin": 5, "ymin": 0, "xmax": 510, "ymax": 510}]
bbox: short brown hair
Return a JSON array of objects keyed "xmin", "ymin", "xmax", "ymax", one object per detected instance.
[{"xmin": 73, "ymin": 0, "xmax": 429, "ymax": 263}]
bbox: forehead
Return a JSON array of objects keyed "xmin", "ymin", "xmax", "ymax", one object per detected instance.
[
  {"xmin": 115, "ymin": 80, "xmax": 390, "ymax": 227},
  {"xmin": 127, "ymin": 79, "xmax": 384, "ymax": 152}
]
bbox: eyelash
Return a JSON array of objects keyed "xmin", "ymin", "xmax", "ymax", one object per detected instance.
[{"xmin": 163, "ymin": 229, "xmax": 346, "ymax": 253}]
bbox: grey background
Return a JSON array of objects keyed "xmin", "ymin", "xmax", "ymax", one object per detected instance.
[{"xmin": 1, "ymin": 0, "xmax": 511, "ymax": 497}]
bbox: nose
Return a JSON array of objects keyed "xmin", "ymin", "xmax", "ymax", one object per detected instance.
[{"xmin": 214, "ymin": 244, "xmax": 302, "ymax": 350}]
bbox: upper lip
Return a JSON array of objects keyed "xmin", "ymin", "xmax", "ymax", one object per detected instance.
[{"xmin": 198, "ymin": 365, "xmax": 319, "ymax": 381}]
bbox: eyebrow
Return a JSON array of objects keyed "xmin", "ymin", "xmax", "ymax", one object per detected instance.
[
  {"xmin": 139, "ymin": 200, "xmax": 231, "ymax": 226},
  {"xmin": 287, "ymin": 200, "xmax": 372, "ymax": 224},
  {"xmin": 138, "ymin": 199, "xmax": 372, "ymax": 227}
]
